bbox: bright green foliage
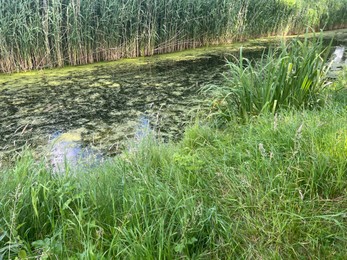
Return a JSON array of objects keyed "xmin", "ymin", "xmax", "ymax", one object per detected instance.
[
  {"xmin": 333, "ymin": 67, "xmax": 347, "ymax": 105},
  {"xmin": 0, "ymin": 72, "xmax": 346, "ymax": 258},
  {"xmin": 0, "ymin": 0, "xmax": 346, "ymax": 72},
  {"xmin": 208, "ymin": 34, "xmax": 332, "ymax": 122},
  {"xmin": 1, "ymin": 100, "xmax": 347, "ymax": 258}
]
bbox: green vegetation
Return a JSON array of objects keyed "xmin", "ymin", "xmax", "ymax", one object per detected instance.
[
  {"xmin": 0, "ymin": 0, "xmax": 346, "ymax": 72},
  {"xmin": 206, "ymin": 34, "xmax": 332, "ymax": 122},
  {"xmin": 1, "ymin": 100, "xmax": 346, "ymax": 258},
  {"xmin": 1, "ymin": 39, "xmax": 347, "ymax": 258}
]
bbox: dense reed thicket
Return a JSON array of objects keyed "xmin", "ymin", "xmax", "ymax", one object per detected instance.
[{"xmin": 0, "ymin": 0, "xmax": 346, "ymax": 72}]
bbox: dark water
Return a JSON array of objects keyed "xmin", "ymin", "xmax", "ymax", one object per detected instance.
[
  {"xmin": 0, "ymin": 51, "xmax": 244, "ymax": 161},
  {"xmin": 0, "ymin": 31, "xmax": 346, "ymax": 165}
]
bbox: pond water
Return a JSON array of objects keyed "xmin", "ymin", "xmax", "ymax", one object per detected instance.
[
  {"xmin": 0, "ymin": 29, "xmax": 346, "ymax": 166},
  {"xmin": 0, "ymin": 45, "xmax": 264, "ymax": 162}
]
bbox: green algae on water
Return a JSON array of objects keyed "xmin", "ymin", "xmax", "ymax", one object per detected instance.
[{"xmin": 0, "ymin": 29, "xmax": 346, "ymax": 161}]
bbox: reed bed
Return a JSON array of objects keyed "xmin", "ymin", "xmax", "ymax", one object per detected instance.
[{"xmin": 0, "ymin": 0, "xmax": 346, "ymax": 73}]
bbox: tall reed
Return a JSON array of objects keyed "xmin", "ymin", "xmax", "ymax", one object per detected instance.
[{"xmin": 0, "ymin": 0, "xmax": 346, "ymax": 73}]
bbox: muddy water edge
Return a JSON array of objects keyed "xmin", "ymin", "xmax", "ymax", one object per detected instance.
[{"xmin": 1, "ymin": 29, "xmax": 346, "ymax": 164}]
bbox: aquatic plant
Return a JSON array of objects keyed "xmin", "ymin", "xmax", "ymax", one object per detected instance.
[
  {"xmin": 0, "ymin": 0, "xmax": 346, "ymax": 73},
  {"xmin": 207, "ymin": 34, "xmax": 332, "ymax": 122}
]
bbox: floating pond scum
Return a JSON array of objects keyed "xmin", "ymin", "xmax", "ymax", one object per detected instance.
[
  {"xmin": 0, "ymin": 30, "xmax": 346, "ymax": 165},
  {"xmin": 48, "ymin": 129, "xmax": 103, "ymax": 174},
  {"xmin": 49, "ymin": 118, "xmax": 151, "ymax": 173}
]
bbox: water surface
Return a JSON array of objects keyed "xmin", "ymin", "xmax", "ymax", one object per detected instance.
[{"xmin": 0, "ymin": 30, "xmax": 346, "ymax": 163}]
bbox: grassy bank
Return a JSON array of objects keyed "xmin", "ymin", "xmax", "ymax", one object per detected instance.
[
  {"xmin": 0, "ymin": 0, "xmax": 346, "ymax": 73},
  {"xmin": 1, "ymin": 99, "xmax": 346, "ymax": 259},
  {"xmin": 0, "ymin": 40, "xmax": 346, "ymax": 258}
]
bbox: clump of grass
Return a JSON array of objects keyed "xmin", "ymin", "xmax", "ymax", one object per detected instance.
[{"xmin": 207, "ymin": 34, "xmax": 332, "ymax": 123}]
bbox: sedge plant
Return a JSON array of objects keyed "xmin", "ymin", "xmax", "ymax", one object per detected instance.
[{"xmin": 208, "ymin": 33, "xmax": 333, "ymax": 123}]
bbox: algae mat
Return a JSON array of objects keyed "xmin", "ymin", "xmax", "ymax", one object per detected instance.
[
  {"xmin": 0, "ymin": 29, "xmax": 346, "ymax": 162},
  {"xmin": 0, "ymin": 52, "xmax": 234, "ymax": 159}
]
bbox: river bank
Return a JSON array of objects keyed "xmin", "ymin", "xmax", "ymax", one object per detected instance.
[
  {"xmin": 1, "ymin": 29, "xmax": 346, "ymax": 164},
  {"xmin": 0, "ymin": 31, "xmax": 346, "ymax": 258}
]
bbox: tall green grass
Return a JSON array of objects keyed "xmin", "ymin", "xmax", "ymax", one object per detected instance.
[
  {"xmin": 207, "ymin": 34, "xmax": 333, "ymax": 123},
  {"xmin": 0, "ymin": 0, "xmax": 346, "ymax": 73},
  {"xmin": 0, "ymin": 57, "xmax": 346, "ymax": 260},
  {"xmin": 1, "ymin": 100, "xmax": 346, "ymax": 258}
]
